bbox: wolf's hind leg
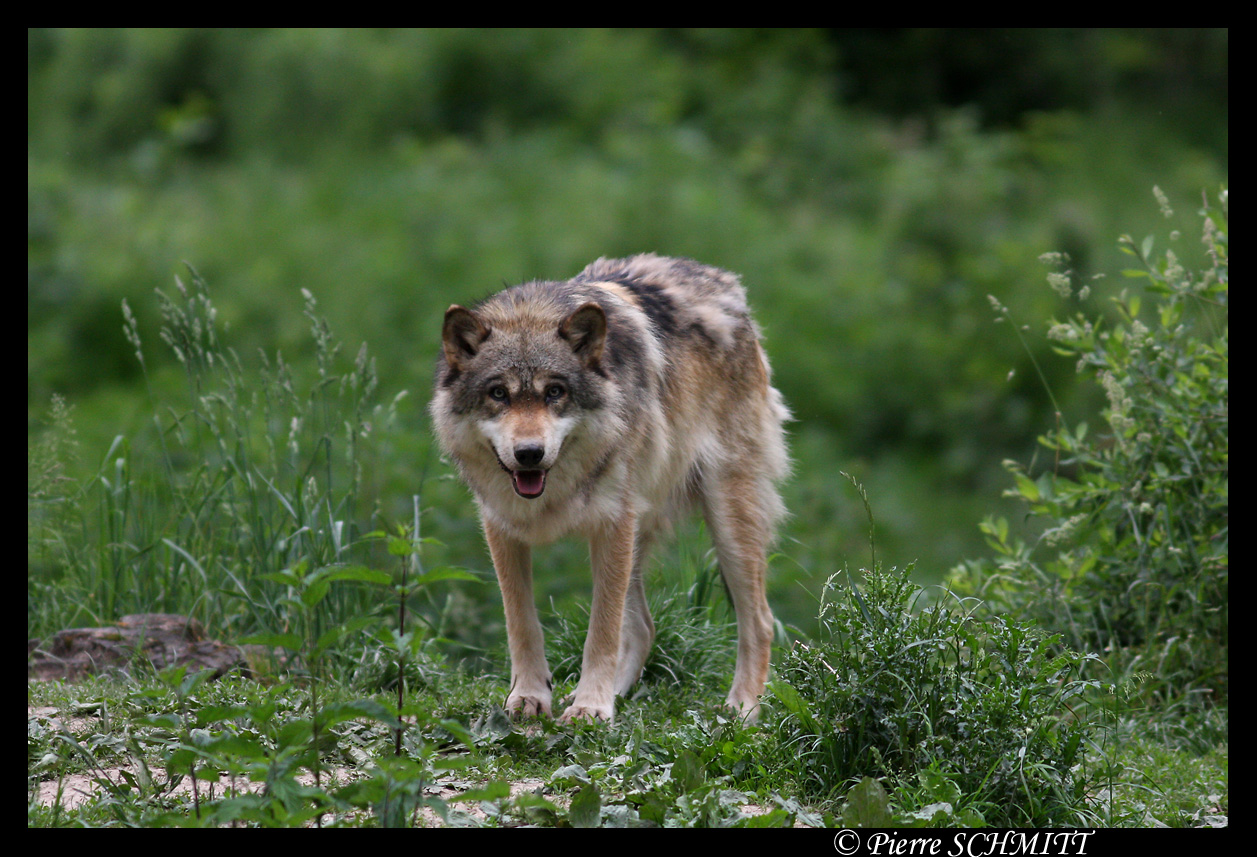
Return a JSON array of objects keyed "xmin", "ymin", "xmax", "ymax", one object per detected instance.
[
  {"xmin": 701, "ymin": 475, "xmax": 776, "ymax": 721},
  {"xmin": 614, "ymin": 528, "xmax": 657, "ymax": 696}
]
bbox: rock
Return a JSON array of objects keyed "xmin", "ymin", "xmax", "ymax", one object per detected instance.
[{"xmin": 28, "ymin": 613, "xmax": 250, "ymax": 681}]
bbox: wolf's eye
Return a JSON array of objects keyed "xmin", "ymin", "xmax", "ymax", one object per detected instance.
[
  {"xmin": 488, "ymin": 385, "xmax": 508, "ymax": 402},
  {"xmin": 545, "ymin": 384, "xmax": 566, "ymax": 403}
]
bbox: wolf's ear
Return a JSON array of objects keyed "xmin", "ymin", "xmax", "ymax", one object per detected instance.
[
  {"xmin": 559, "ymin": 302, "xmax": 606, "ymax": 368},
  {"xmin": 442, "ymin": 305, "xmax": 491, "ymax": 370}
]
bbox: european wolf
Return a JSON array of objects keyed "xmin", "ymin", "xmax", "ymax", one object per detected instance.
[{"xmin": 431, "ymin": 254, "xmax": 789, "ymax": 723}]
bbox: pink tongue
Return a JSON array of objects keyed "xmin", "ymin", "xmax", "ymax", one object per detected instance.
[{"xmin": 513, "ymin": 470, "xmax": 546, "ymax": 497}]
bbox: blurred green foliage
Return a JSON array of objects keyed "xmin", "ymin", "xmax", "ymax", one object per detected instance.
[{"xmin": 28, "ymin": 29, "xmax": 1227, "ymax": 635}]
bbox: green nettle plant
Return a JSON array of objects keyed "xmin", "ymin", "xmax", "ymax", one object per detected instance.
[
  {"xmin": 771, "ymin": 564, "xmax": 1099, "ymax": 827},
  {"xmin": 951, "ymin": 188, "xmax": 1228, "ymax": 707}
]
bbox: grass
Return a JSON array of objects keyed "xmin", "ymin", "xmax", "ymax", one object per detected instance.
[
  {"xmin": 772, "ymin": 564, "xmax": 1102, "ymax": 827},
  {"xmin": 28, "ymin": 268, "xmax": 412, "ymax": 643},
  {"xmin": 25, "ymin": 638, "xmax": 1227, "ymax": 828},
  {"xmin": 27, "ymin": 498, "xmax": 1227, "ymax": 827},
  {"xmin": 27, "ymin": 644, "xmax": 804, "ymax": 827}
]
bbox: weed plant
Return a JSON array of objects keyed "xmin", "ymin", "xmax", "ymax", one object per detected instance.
[
  {"xmin": 771, "ymin": 562, "xmax": 1099, "ymax": 827},
  {"xmin": 950, "ymin": 189, "xmax": 1228, "ymax": 713}
]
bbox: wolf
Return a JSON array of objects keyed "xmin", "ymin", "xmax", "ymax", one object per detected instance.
[{"xmin": 431, "ymin": 254, "xmax": 790, "ymax": 724}]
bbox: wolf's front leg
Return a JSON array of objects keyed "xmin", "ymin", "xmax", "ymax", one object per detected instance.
[
  {"xmin": 484, "ymin": 521, "xmax": 553, "ymax": 718},
  {"xmin": 560, "ymin": 510, "xmax": 636, "ymax": 724}
]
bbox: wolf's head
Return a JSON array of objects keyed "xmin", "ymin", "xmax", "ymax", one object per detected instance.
[{"xmin": 435, "ymin": 299, "xmax": 607, "ymax": 500}]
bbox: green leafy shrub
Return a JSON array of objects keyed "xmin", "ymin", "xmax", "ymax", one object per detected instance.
[
  {"xmin": 951, "ymin": 189, "xmax": 1228, "ymax": 707},
  {"xmin": 771, "ymin": 565, "xmax": 1098, "ymax": 827}
]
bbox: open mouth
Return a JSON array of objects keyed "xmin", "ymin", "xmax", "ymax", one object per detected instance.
[
  {"xmin": 492, "ymin": 448, "xmax": 548, "ymax": 499},
  {"xmin": 511, "ymin": 469, "xmax": 547, "ymax": 499}
]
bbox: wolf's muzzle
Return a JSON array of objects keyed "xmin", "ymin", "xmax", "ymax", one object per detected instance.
[{"xmin": 510, "ymin": 445, "xmax": 547, "ymax": 498}]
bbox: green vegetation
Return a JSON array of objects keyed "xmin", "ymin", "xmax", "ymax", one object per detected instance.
[
  {"xmin": 30, "ymin": 29, "xmax": 1226, "ymax": 827},
  {"xmin": 772, "ymin": 565, "xmax": 1098, "ymax": 827},
  {"xmin": 28, "ymin": 29, "xmax": 1229, "ymax": 625},
  {"xmin": 28, "ymin": 269, "xmax": 410, "ymax": 641},
  {"xmin": 951, "ymin": 193, "xmax": 1228, "ymax": 713}
]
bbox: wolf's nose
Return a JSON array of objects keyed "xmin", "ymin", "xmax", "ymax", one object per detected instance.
[{"xmin": 514, "ymin": 444, "xmax": 545, "ymax": 469}]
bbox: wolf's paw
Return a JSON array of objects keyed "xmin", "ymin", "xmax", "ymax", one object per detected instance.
[
  {"xmin": 723, "ymin": 694, "xmax": 762, "ymax": 724},
  {"xmin": 557, "ymin": 701, "xmax": 614, "ymax": 724},
  {"xmin": 505, "ymin": 692, "xmax": 552, "ymax": 720}
]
